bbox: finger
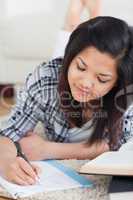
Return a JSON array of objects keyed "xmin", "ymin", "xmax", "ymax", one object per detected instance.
[
  {"xmin": 15, "ymin": 166, "xmax": 36, "ymax": 185},
  {"xmin": 9, "ymin": 159, "xmax": 36, "ymax": 185},
  {"xmin": 11, "ymin": 174, "xmax": 29, "ymax": 186},
  {"xmin": 17, "ymin": 157, "xmax": 37, "ymax": 180},
  {"xmin": 32, "ymin": 164, "xmax": 42, "ymax": 176}
]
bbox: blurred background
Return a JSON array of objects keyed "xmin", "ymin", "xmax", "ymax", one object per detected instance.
[{"xmin": 0, "ymin": 0, "xmax": 133, "ymax": 116}]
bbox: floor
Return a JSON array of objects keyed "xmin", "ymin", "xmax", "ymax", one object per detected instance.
[{"xmin": 0, "ymin": 98, "xmax": 15, "ymax": 117}]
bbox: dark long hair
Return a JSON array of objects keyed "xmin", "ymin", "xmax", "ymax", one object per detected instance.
[{"xmin": 58, "ymin": 16, "xmax": 133, "ymax": 150}]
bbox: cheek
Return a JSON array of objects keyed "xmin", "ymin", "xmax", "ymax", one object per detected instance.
[
  {"xmin": 68, "ymin": 69, "xmax": 73, "ymax": 85},
  {"xmin": 68, "ymin": 67, "xmax": 79, "ymax": 84},
  {"xmin": 95, "ymin": 84, "xmax": 114, "ymax": 97}
]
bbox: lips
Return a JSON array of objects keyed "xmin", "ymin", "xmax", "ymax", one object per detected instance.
[
  {"xmin": 76, "ymin": 87, "xmax": 90, "ymax": 96},
  {"xmin": 76, "ymin": 86, "xmax": 90, "ymax": 95}
]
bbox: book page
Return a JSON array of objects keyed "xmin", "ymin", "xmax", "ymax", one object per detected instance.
[
  {"xmin": 80, "ymin": 151, "xmax": 133, "ymax": 176},
  {"xmin": 0, "ymin": 160, "xmax": 92, "ymax": 199}
]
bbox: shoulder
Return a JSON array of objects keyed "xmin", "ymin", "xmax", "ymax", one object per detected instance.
[
  {"xmin": 123, "ymin": 104, "xmax": 133, "ymax": 130},
  {"xmin": 39, "ymin": 57, "xmax": 63, "ymax": 79},
  {"xmin": 25, "ymin": 57, "xmax": 63, "ymax": 97},
  {"xmin": 122, "ymin": 104, "xmax": 133, "ymax": 141}
]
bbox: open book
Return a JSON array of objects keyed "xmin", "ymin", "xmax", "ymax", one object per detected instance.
[
  {"xmin": 79, "ymin": 151, "xmax": 133, "ymax": 176},
  {"xmin": 0, "ymin": 160, "xmax": 92, "ymax": 199}
]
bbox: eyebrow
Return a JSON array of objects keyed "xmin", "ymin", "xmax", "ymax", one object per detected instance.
[{"xmin": 78, "ymin": 56, "xmax": 112, "ymax": 78}]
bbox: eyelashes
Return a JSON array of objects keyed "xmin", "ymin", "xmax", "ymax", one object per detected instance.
[
  {"xmin": 77, "ymin": 64, "xmax": 86, "ymax": 71},
  {"xmin": 76, "ymin": 64, "xmax": 110, "ymax": 84},
  {"xmin": 97, "ymin": 77, "xmax": 109, "ymax": 83}
]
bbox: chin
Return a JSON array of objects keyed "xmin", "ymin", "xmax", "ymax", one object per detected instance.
[{"xmin": 72, "ymin": 94, "xmax": 91, "ymax": 103}]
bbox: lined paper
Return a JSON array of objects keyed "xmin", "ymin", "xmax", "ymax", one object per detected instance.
[{"xmin": 0, "ymin": 160, "xmax": 92, "ymax": 198}]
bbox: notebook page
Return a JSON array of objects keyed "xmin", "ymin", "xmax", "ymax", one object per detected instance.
[{"xmin": 0, "ymin": 160, "xmax": 92, "ymax": 198}]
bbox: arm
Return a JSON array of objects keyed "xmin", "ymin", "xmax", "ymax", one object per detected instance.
[
  {"xmin": 0, "ymin": 136, "xmax": 40, "ymax": 185},
  {"xmin": 119, "ymin": 104, "xmax": 133, "ymax": 151},
  {"xmin": 40, "ymin": 139, "xmax": 109, "ymax": 160},
  {"xmin": 0, "ymin": 136, "xmax": 17, "ymax": 175},
  {"xmin": 0, "ymin": 63, "xmax": 49, "ymax": 184},
  {"xmin": 19, "ymin": 133, "xmax": 109, "ymax": 160}
]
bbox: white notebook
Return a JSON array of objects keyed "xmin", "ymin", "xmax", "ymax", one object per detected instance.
[{"xmin": 0, "ymin": 160, "xmax": 92, "ymax": 199}]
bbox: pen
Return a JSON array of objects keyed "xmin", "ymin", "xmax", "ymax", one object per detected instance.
[
  {"xmin": 14, "ymin": 142, "xmax": 41, "ymax": 184},
  {"xmin": 21, "ymin": 152, "xmax": 41, "ymax": 184}
]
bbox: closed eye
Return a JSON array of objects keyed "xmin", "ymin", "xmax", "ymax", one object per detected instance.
[
  {"xmin": 97, "ymin": 77, "xmax": 110, "ymax": 83},
  {"xmin": 77, "ymin": 64, "xmax": 86, "ymax": 71}
]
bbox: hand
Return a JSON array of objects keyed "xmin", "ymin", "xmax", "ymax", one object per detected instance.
[
  {"xmin": 19, "ymin": 132, "xmax": 45, "ymax": 160},
  {"xmin": 84, "ymin": 140, "xmax": 110, "ymax": 159},
  {"xmin": 3, "ymin": 156, "xmax": 40, "ymax": 185},
  {"xmin": 96, "ymin": 140, "xmax": 110, "ymax": 154}
]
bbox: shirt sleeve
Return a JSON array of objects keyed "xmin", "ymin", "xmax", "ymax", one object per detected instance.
[
  {"xmin": 122, "ymin": 104, "xmax": 133, "ymax": 143},
  {"xmin": 0, "ymin": 63, "xmax": 48, "ymax": 141}
]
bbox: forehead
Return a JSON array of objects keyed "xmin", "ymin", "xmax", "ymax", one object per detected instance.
[{"xmin": 75, "ymin": 46, "xmax": 117, "ymax": 74}]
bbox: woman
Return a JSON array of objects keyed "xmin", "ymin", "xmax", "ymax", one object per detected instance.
[{"xmin": 0, "ymin": 16, "xmax": 133, "ymax": 185}]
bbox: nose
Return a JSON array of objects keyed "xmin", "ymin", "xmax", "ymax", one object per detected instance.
[{"xmin": 80, "ymin": 79, "xmax": 94, "ymax": 91}]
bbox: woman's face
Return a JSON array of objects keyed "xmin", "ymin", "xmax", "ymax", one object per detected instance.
[{"xmin": 68, "ymin": 46, "xmax": 118, "ymax": 102}]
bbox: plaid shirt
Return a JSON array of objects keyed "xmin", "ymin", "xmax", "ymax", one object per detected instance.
[
  {"xmin": 121, "ymin": 104, "xmax": 133, "ymax": 143},
  {"xmin": 0, "ymin": 58, "xmax": 71, "ymax": 142},
  {"xmin": 0, "ymin": 58, "xmax": 133, "ymax": 148}
]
